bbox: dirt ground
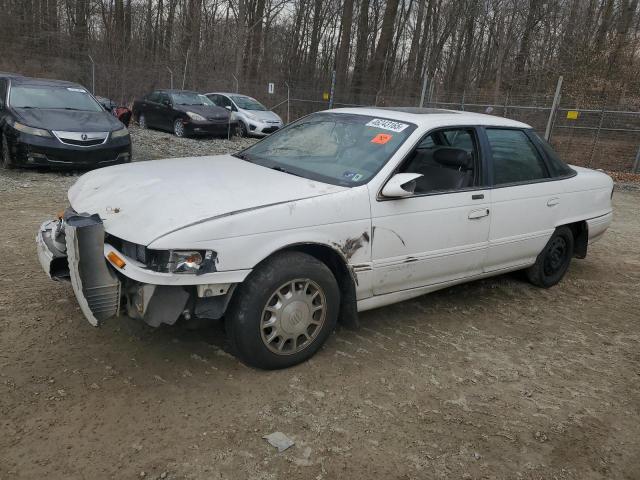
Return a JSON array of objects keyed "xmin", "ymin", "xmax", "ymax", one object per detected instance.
[{"xmin": 1, "ymin": 128, "xmax": 639, "ymax": 479}]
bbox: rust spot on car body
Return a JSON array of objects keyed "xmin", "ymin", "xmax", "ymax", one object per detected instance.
[{"xmin": 334, "ymin": 232, "xmax": 370, "ymax": 262}]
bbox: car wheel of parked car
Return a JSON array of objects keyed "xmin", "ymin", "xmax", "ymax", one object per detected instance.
[
  {"xmin": 236, "ymin": 122, "xmax": 248, "ymax": 137},
  {"xmin": 1, "ymin": 134, "xmax": 14, "ymax": 169},
  {"xmin": 225, "ymin": 251, "xmax": 340, "ymax": 369},
  {"xmin": 138, "ymin": 113, "xmax": 147, "ymax": 129},
  {"xmin": 173, "ymin": 119, "xmax": 185, "ymax": 137},
  {"xmin": 526, "ymin": 226, "xmax": 574, "ymax": 288}
]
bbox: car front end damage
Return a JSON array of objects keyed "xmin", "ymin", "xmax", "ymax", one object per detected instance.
[{"xmin": 36, "ymin": 209, "xmax": 244, "ymax": 327}]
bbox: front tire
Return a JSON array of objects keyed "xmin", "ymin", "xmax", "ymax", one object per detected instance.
[
  {"xmin": 226, "ymin": 252, "xmax": 340, "ymax": 369},
  {"xmin": 526, "ymin": 226, "xmax": 574, "ymax": 288},
  {"xmin": 174, "ymin": 119, "xmax": 185, "ymax": 137},
  {"xmin": 236, "ymin": 122, "xmax": 248, "ymax": 137},
  {"xmin": 1, "ymin": 134, "xmax": 14, "ymax": 169}
]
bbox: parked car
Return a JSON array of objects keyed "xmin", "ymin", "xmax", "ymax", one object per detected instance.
[
  {"xmin": 36, "ymin": 107, "xmax": 613, "ymax": 369},
  {"xmin": 96, "ymin": 96, "xmax": 132, "ymax": 126},
  {"xmin": 205, "ymin": 92, "xmax": 283, "ymax": 137},
  {"xmin": 0, "ymin": 75, "xmax": 131, "ymax": 169},
  {"xmin": 132, "ymin": 89, "xmax": 234, "ymax": 137}
]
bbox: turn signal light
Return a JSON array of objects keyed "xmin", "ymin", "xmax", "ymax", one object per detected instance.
[{"xmin": 107, "ymin": 251, "xmax": 126, "ymax": 269}]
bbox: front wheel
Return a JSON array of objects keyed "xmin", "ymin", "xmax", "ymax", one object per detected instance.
[
  {"xmin": 1, "ymin": 134, "xmax": 14, "ymax": 169},
  {"xmin": 138, "ymin": 113, "xmax": 147, "ymax": 129},
  {"xmin": 236, "ymin": 122, "xmax": 248, "ymax": 137},
  {"xmin": 225, "ymin": 252, "xmax": 340, "ymax": 369},
  {"xmin": 526, "ymin": 226, "xmax": 574, "ymax": 288},
  {"xmin": 173, "ymin": 119, "xmax": 186, "ymax": 137}
]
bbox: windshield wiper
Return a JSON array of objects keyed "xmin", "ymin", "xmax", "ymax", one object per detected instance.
[{"xmin": 270, "ymin": 165, "xmax": 302, "ymax": 178}]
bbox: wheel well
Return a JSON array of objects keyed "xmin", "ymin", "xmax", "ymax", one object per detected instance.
[
  {"xmin": 565, "ymin": 221, "xmax": 588, "ymax": 259},
  {"xmin": 277, "ymin": 243, "xmax": 359, "ymax": 329}
]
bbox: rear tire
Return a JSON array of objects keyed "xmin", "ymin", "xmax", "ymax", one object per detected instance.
[
  {"xmin": 225, "ymin": 251, "xmax": 340, "ymax": 369},
  {"xmin": 1, "ymin": 134, "xmax": 14, "ymax": 170},
  {"xmin": 526, "ymin": 226, "xmax": 574, "ymax": 288}
]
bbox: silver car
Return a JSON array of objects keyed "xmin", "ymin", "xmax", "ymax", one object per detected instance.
[{"xmin": 205, "ymin": 92, "xmax": 283, "ymax": 137}]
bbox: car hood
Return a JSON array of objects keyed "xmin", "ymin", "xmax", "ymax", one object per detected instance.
[
  {"xmin": 13, "ymin": 108, "xmax": 122, "ymax": 132},
  {"xmin": 68, "ymin": 155, "xmax": 347, "ymax": 246},
  {"xmin": 241, "ymin": 109, "xmax": 281, "ymax": 122},
  {"xmin": 174, "ymin": 104, "xmax": 229, "ymax": 119}
]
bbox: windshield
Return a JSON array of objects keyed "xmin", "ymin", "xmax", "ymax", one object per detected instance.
[
  {"xmin": 9, "ymin": 85, "xmax": 103, "ymax": 112},
  {"xmin": 171, "ymin": 92, "xmax": 215, "ymax": 106},
  {"xmin": 236, "ymin": 112, "xmax": 416, "ymax": 186},
  {"xmin": 230, "ymin": 95, "xmax": 267, "ymax": 111}
]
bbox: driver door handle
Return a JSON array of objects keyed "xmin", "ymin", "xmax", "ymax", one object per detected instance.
[
  {"xmin": 547, "ymin": 197, "xmax": 560, "ymax": 207},
  {"xmin": 468, "ymin": 208, "xmax": 490, "ymax": 220}
]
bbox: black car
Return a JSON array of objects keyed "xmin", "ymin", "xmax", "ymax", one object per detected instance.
[
  {"xmin": 132, "ymin": 89, "xmax": 235, "ymax": 137},
  {"xmin": 0, "ymin": 75, "xmax": 131, "ymax": 170}
]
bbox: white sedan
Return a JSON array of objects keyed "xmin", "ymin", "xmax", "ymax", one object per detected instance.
[{"xmin": 36, "ymin": 108, "xmax": 613, "ymax": 369}]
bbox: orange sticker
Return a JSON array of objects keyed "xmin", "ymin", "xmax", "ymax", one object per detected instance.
[{"xmin": 371, "ymin": 133, "xmax": 392, "ymax": 144}]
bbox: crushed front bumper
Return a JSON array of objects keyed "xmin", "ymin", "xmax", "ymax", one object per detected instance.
[
  {"xmin": 36, "ymin": 210, "xmax": 249, "ymax": 328},
  {"xmin": 37, "ymin": 212, "xmax": 121, "ymax": 326}
]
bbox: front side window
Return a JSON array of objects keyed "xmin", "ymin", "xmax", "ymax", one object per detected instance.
[
  {"xmin": 170, "ymin": 92, "xmax": 215, "ymax": 106},
  {"xmin": 237, "ymin": 112, "xmax": 416, "ymax": 186},
  {"xmin": 486, "ymin": 129, "xmax": 549, "ymax": 185},
  {"xmin": 9, "ymin": 85, "xmax": 103, "ymax": 112},
  {"xmin": 399, "ymin": 128, "xmax": 479, "ymax": 194}
]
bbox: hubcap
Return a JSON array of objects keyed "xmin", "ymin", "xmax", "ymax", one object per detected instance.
[
  {"xmin": 260, "ymin": 279, "xmax": 326, "ymax": 355},
  {"xmin": 543, "ymin": 236, "xmax": 567, "ymax": 276},
  {"xmin": 174, "ymin": 120, "xmax": 184, "ymax": 137}
]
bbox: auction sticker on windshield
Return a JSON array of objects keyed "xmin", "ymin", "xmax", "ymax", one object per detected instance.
[{"xmin": 365, "ymin": 118, "xmax": 409, "ymax": 132}]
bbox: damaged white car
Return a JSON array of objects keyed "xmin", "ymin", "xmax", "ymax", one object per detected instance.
[{"xmin": 36, "ymin": 107, "xmax": 613, "ymax": 369}]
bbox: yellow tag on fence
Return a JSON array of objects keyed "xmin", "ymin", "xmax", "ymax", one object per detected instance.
[
  {"xmin": 567, "ymin": 110, "xmax": 579, "ymax": 120},
  {"xmin": 322, "ymin": 92, "xmax": 330, "ymax": 101}
]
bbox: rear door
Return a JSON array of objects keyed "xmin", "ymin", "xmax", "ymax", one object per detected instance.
[
  {"xmin": 482, "ymin": 128, "xmax": 564, "ymax": 272},
  {"xmin": 370, "ymin": 126, "xmax": 491, "ymax": 294}
]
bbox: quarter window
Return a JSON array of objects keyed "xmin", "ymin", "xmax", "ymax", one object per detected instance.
[{"xmin": 487, "ymin": 129, "xmax": 549, "ymax": 185}]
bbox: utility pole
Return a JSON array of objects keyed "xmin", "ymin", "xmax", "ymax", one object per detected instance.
[{"xmin": 545, "ymin": 75, "xmax": 563, "ymax": 141}]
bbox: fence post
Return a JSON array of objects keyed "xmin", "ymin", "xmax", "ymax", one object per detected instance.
[
  {"xmin": 461, "ymin": 90, "xmax": 466, "ymax": 111},
  {"xmin": 232, "ymin": 74, "xmax": 239, "ymax": 93},
  {"xmin": 328, "ymin": 70, "xmax": 336, "ymax": 109},
  {"xmin": 88, "ymin": 55, "xmax": 95, "ymax": 94},
  {"xmin": 419, "ymin": 74, "xmax": 428, "ymax": 107},
  {"xmin": 503, "ymin": 90, "xmax": 509, "ymax": 117},
  {"xmin": 284, "ymin": 81, "xmax": 290, "ymax": 124},
  {"xmin": 545, "ymin": 75, "xmax": 563, "ymax": 141},
  {"xmin": 588, "ymin": 98, "xmax": 607, "ymax": 167},
  {"xmin": 633, "ymin": 146, "xmax": 640, "ymax": 173},
  {"xmin": 166, "ymin": 66, "xmax": 174, "ymax": 89}
]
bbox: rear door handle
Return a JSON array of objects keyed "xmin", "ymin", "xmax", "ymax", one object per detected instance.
[
  {"xmin": 547, "ymin": 197, "xmax": 560, "ymax": 207},
  {"xmin": 468, "ymin": 208, "xmax": 490, "ymax": 220}
]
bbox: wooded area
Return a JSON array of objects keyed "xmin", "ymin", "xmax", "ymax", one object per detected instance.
[{"xmin": 1, "ymin": 0, "xmax": 639, "ymax": 107}]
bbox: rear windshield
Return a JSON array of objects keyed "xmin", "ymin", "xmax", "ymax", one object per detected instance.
[
  {"xmin": 236, "ymin": 112, "xmax": 417, "ymax": 187},
  {"xmin": 9, "ymin": 85, "xmax": 103, "ymax": 112}
]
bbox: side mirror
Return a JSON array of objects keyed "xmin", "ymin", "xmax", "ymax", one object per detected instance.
[
  {"xmin": 162, "ymin": 99, "xmax": 171, "ymax": 107},
  {"xmin": 224, "ymin": 105, "xmax": 232, "ymax": 111},
  {"xmin": 381, "ymin": 173, "xmax": 423, "ymax": 198}
]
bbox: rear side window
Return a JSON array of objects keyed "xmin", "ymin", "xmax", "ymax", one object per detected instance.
[
  {"xmin": 529, "ymin": 130, "xmax": 575, "ymax": 177},
  {"xmin": 486, "ymin": 129, "xmax": 549, "ymax": 185},
  {"xmin": 0, "ymin": 79, "xmax": 7, "ymax": 105}
]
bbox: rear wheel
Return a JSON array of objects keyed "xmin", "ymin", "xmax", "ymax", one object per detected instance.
[
  {"xmin": 225, "ymin": 251, "xmax": 339, "ymax": 369},
  {"xmin": 138, "ymin": 113, "xmax": 147, "ymax": 129},
  {"xmin": 526, "ymin": 226, "xmax": 574, "ymax": 288},
  {"xmin": 173, "ymin": 119, "xmax": 185, "ymax": 137},
  {"xmin": 1, "ymin": 134, "xmax": 14, "ymax": 169}
]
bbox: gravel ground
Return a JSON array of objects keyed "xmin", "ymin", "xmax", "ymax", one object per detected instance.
[{"xmin": 1, "ymin": 129, "xmax": 639, "ymax": 479}]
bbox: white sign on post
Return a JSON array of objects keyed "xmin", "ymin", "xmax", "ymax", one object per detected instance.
[{"xmin": 268, "ymin": 82, "xmax": 275, "ymax": 94}]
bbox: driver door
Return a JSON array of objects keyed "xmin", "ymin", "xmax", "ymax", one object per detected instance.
[{"xmin": 370, "ymin": 127, "xmax": 491, "ymax": 295}]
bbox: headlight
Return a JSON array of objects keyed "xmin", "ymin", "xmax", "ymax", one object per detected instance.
[
  {"xmin": 169, "ymin": 251, "xmax": 203, "ymax": 274},
  {"xmin": 12, "ymin": 121, "xmax": 52, "ymax": 138},
  {"xmin": 186, "ymin": 111, "xmax": 206, "ymax": 122},
  {"xmin": 111, "ymin": 127, "xmax": 129, "ymax": 138}
]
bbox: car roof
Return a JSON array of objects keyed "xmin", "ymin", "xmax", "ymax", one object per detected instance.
[
  {"xmin": 9, "ymin": 75, "xmax": 86, "ymax": 89},
  {"xmin": 325, "ymin": 107, "xmax": 531, "ymax": 129},
  {"xmin": 0, "ymin": 72, "xmax": 24, "ymax": 79},
  {"xmin": 156, "ymin": 89, "xmax": 201, "ymax": 94},
  {"xmin": 205, "ymin": 92, "xmax": 252, "ymax": 98}
]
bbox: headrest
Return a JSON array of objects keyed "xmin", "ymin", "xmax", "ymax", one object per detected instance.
[{"xmin": 433, "ymin": 147, "xmax": 472, "ymax": 170}]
